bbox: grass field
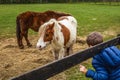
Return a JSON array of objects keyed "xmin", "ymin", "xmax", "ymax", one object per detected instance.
[
  {"xmin": 0, "ymin": 3, "xmax": 120, "ymax": 80},
  {"xmin": 0, "ymin": 3, "xmax": 120, "ymax": 37}
]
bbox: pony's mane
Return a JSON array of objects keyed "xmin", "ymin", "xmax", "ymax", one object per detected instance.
[
  {"xmin": 38, "ymin": 19, "xmax": 56, "ymax": 36},
  {"xmin": 38, "ymin": 18, "xmax": 62, "ymax": 36},
  {"xmin": 49, "ymin": 19, "xmax": 62, "ymax": 31}
]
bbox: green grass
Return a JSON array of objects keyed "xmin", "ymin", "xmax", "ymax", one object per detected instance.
[
  {"xmin": 0, "ymin": 3, "xmax": 120, "ymax": 80},
  {"xmin": 0, "ymin": 3, "xmax": 120, "ymax": 37}
]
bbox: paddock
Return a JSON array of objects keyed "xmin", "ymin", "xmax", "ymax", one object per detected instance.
[
  {"xmin": 0, "ymin": 31, "xmax": 118, "ymax": 80},
  {"xmin": 0, "ymin": 3, "xmax": 120, "ymax": 80},
  {"xmin": 0, "ymin": 35, "xmax": 87, "ymax": 80}
]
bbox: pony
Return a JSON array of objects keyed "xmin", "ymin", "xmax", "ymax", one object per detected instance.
[
  {"xmin": 16, "ymin": 10, "xmax": 71, "ymax": 49},
  {"xmin": 36, "ymin": 16, "xmax": 77, "ymax": 60}
]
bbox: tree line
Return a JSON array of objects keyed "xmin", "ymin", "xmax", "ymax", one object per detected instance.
[
  {"xmin": 0, "ymin": 0, "xmax": 119, "ymax": 4},
  {"xmin": 0, "ymin": 0, "xmax": 74, "ymax": 4}
]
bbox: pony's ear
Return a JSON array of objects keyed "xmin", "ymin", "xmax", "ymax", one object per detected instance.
[
  {"xmin": 51, "ymin": 22, "xmax": 55, "ymax": 32},
  {"xmin": 52, "ymin": 22, "xmax": 55, "ymax": 27},
  {"xmin": 50, "ymin": 22, "xmax": 55, "ymax": 29}
]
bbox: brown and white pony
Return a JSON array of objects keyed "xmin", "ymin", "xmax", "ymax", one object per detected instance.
[
  {"xmin": 36, "ymin": 16, "xmax": 77, "ymax": 60},
  {"xmin": 16, "ymin": 10, "xmax": 71, "ymax": 49}
]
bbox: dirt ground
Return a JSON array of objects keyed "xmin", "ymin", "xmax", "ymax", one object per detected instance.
[{"xmin": 0, "ymin": 35, "xmax": 87, "ymax": 80}]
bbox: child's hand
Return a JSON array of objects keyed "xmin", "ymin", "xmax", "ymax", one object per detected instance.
[{"xmin": 79, "ymin": 65, "xmax": 88, "ymax": 74}]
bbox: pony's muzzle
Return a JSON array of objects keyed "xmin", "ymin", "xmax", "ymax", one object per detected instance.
[
  {"xmin": 36, "ymin": 45, "xmax": 41, "ymax": 49},
  {"xmin": 36, "ymin": 43, "xmax": 46, "ymax": 50}
]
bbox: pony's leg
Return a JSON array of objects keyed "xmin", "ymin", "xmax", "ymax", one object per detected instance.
[
  {"xmin": 64, "ymin": 48, "xmax": 70, "ymax": 57},
  {"xmin": 65, "ymin": 45, "xmax": 73, "ymax": 57},
  {"xmin": 24, "ymin": 30, "xmax": 32, "ymax": 47},
  {"xmin": 58, "ymin": 48, "xmax": 65, "ymax": 59},
  {"xmin": 18, "ymin": 33, "xmax": 24, "ymax": 49},
  {"xmin": 52, "ymin": 49, "xmax": 59, "ymax": 60},
  {"xmin": 16, "ymin": 22, "xmax": 24, "ymax": 49},
  {"xmin": 68, "ymin": 46, "xmax": 73, "ymax": 55}
]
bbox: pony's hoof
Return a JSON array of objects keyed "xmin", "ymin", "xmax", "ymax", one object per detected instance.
[
  {"xmin": 19, "ymin": 45, "xmax": 24, "ymax": 49},
  {"xmin": 27, "ymin": 44, "xmax": 32, "ymax": 47},
  {"xmin": 117, "ymin": 34, "xmax": 120, "ymax": 37}
]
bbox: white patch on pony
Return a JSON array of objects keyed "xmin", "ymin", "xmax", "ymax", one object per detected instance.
[
  {"xmin": 36, "ymin": 30, "xmax": 46, "ymax": 49},
  {"xmin": 36, "ymin": 38, "xmax": 46, "ymax": 49},
  {"xmin": 58, "ymin": 16, "xmax": 77, "ymax": 47},
  {"xmin": 36, "ymin": 19, "xmax": 55, "ymax": 49}
]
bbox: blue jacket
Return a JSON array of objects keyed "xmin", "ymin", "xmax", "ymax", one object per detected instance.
[{"xmin": 86, "ymin": 46, "xmax": 120, "ymax": 80}]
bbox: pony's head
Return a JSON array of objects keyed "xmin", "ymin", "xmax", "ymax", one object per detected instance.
[{"xmin": 36, "ymin": 19, "xmax": 56, "ymax": 49}]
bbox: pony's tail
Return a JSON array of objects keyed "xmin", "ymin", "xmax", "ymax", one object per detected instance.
[{"xmin": 16, "ymin": 16, "xmax": 21, "ymax": 43}]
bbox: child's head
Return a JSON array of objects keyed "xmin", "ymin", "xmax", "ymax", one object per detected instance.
[{"xmin": 86, "ymin": 32, "xmax": 103, "ymax": 47}]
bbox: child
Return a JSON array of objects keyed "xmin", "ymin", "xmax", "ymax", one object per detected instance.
[{"xmin": 79, "ymin": 32, "xmax": 120, "ymax": 80}]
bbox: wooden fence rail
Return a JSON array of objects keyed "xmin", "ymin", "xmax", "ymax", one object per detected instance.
[{"xmin": 11, "ymin": 36, "xmax": 120, "ymax": 80}]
